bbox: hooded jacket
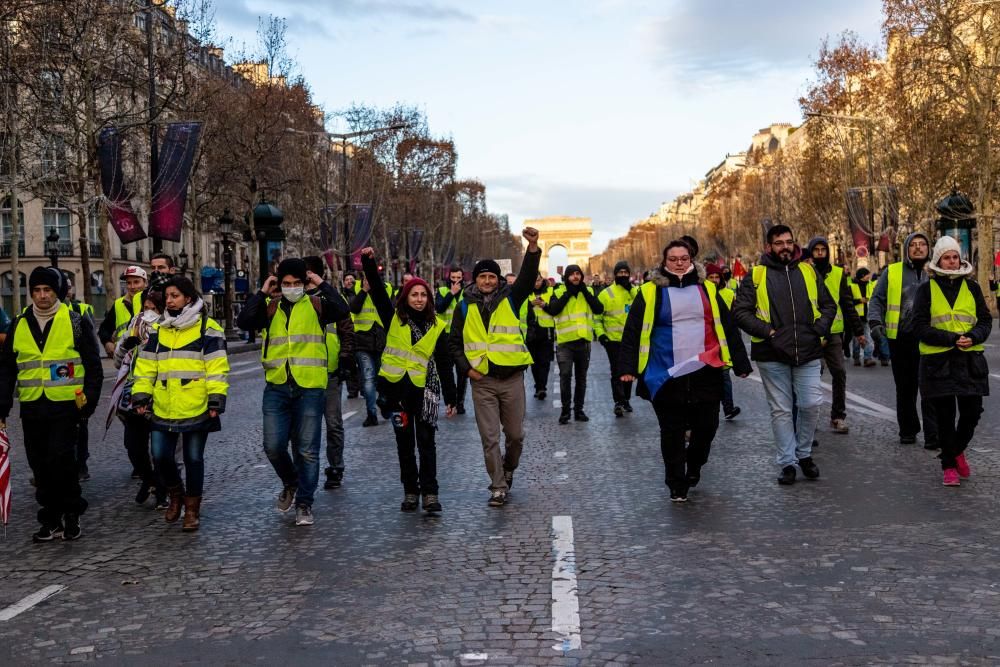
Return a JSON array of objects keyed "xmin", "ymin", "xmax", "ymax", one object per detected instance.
[
  {"xmin": 867, "ymin": 232, "xmax": 930, "ymax": 337},
  {"xmin": 544, "ymin": 264, "xmax": 605, "ymax": 324},
  {"xmin": 618, "ymin": 263, "xmax": 751, "ymax": 402},
  {"xmin": 731, "ymin": 245, "xmax": 838, "ymax": 365},
  {"xmin": 805, "ymin": 236, "xmax": 865, "ymax": 338}
]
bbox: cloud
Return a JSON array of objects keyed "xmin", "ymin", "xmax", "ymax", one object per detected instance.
[
  {"xmin": 218, "ymin": 0, "xmax": 474, "ymax": 30},
  {"xmin": 644, "ymin": 0, "xmax": 883, "ymax": 78},
  {"xmin": 486, "ymin": 174, "xmax": 679, "ymax": 254}
]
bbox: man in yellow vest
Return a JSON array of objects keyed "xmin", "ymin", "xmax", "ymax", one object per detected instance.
[
  {"xmin": 435, "ymin": 266, "xmax": 468, "ymax": 414},
  {"xmin": 98, "ymin": 265, "xmax": 147, "ymax": 358},
  {"xmin": 595, "ymin": 260, "xmax": 637, "ymax": 417},
  {"xmin": 350, "ymin": 274, "xmax": 391, "ymax": 426},
  {"xmin": 525, "ymin": 272, "xmax": 555, "ymax": 400},
  {"xmin": 850, "ymin": 268, "xmax": 878, "ymax": 368},
  {"xmin": 806, "ymin": 237, "xmax": 866, "ymax": 435},
  {"xmin": 705, "ymin": 263, "xmax": 741, "ymax": 419},
  {"xmin": 0, "ymin": 267, "xmax": 102, "ymax": 541},
  {"xmin": 732, "ymin": 225, "xmax": 837, "ymax": 486},
  {"xmin": 867, "ymin": 232, "xmax": 938, "ymax": 447},
  {"xmin": 544, "ymin": 264, "xmax": 605, "ymax": 424},
  {"xmin": 237, "ymin": 258, "xmax": 350, "ymax": 526},
  {"xmin": 448, "ymin": 228, "xmax": 540, "ymax": 507}
]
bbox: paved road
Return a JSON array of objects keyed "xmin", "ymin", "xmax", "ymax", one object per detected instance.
[{"xmin": 2, "ymin": 336, "xmax": 1000, "ymax": 665}]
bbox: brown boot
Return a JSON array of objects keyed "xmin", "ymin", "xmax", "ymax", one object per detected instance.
[
  {"xmin": 182, "ymin": 496, "xmax": 201, "ymax": 532},
  {"xmin": 164, "ymin": 485, "xmax": 184, "ymax": 523}
]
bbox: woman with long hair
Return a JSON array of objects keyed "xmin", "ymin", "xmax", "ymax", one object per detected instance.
[
  {"xmin": 131, "ymin": 277, "xmax": 230, "ymax": 531},
  {"xmin": 360, "ymin": 248, "xmax": 456, "ymax": 514},
  {"xmin": 912, "ymin": 236, "xmax": 991, "ymax": 487}
]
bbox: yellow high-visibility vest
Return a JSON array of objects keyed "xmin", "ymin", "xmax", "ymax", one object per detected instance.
[
  {"xmin": 919, "ymin": 279, "xmax": 985, "ymax": 355},
  {"xmin": 113, "ymin": 292, "xmax": 144, "ymax": 341},
  {"xmin": 553, "ymin": 288, "xmax": 595, "ymax": 345},
  {"xmin": 378, "ymin": 315, "xmax": 446, "ymax": 388},
  {"xmin": 595, "ymin": 284, "xmax": 636, "ymax": 343},
  {"xmin": 885, "ymin": 262, "xmax": 904, "ymax": 340},
  {"xmin": 636, "ymin": 281, "xmax": 731, "ymax": 373},
  {"xmin": 325, "ymin": 322, "xmax": 343, "ymax": 373},
  {"xmin": 437, "ymin": 286, "xmax": 462, "ymax": 332},
  {"xmin": 12, "ymin": 304, "xmax": 85, "ymax": 402},
  {"xmin": 823, "ymin": 265, "xmax": 845, "ymax": 335},
  {"xmin": 532, "ymin": 287, "xmax": 555, "ymax": 328},
  {"xmin": 850, "ymin": 282, "xmax": 864, "ymax": 317},
  {"xmin": 261, "ymin": 298, "xmax": 328, "ymax": 389},
  {"xmin": 719, "ymin": 287, "xmax": 735, "ymax": 310},
  {"xmin": 750, "ymin": 263, "xmax": 821, "ymax": 343},
  {"xmin": 462, "ymin": 298, "xmax": 533, "ymax": 374}
]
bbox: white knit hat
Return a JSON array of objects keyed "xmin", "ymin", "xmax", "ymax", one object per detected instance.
[{"xmin": 928, "ymin": 236, "xmax": 973, "ymax": 277}]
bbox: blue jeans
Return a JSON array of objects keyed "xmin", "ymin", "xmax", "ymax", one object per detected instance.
[
  {"xmin": 852, "ymin": 323, "xmax": 875, "ymax": 361},
  {"xmin": 262, "ymin": 383, "xmax": 325, "ymax": 507},
  {"xmin": 355, "ymin": 351, "xmax": 381, "ymax": 417},
  {"xmin": 757, "ymin": 360, "xmax": 823, "ymax": 468},
  {"xmin": 151, "ymin": 431, "xmax": 208, "ymax": 496}
]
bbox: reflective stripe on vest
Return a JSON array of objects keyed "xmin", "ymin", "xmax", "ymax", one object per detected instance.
[
  {"xmin": 262, "ymin": 299, "xmax": 328, "ymax": 388},
  {"xmin": 113, "ymin": 293, "xmax": 143, "ymax": 340},
  {"xmin": 919, "ymin": 279, "xmax": 985, "ymax": 355},
  {"xmin": 750, "ymin": 263, "xmax": 821, "ymax": 343},
  {"xmin": 636, "ymin": 281, "xmax": 731, "ymax": 373},
  {"xmin": 325, "ymin": 323, "xmax": 342, "ymax": 373},
  {"xmin": 13, "ymin": 304, "xmax": 85, "ymax": 402},
  {"xmin": 823, "ymin": 265, "xmax": 844, "ymax": 334},
  {"xmin": 554, "ymin": 290, "xmax": 594, "ymax": 344},
  {"xmin": 598, "ymin": 284, "xmax": 636, "ymax": 342},
  {"xmin": 378, "ymin": 316, "xmax": 446, "ymax": 388},
  {"xmin": 885, "ymin": 262, "xmax": 903, "ymax": 340},
  {"xmin": 462, "ymin": 298, "xmax": 533, "ymax": 374}
]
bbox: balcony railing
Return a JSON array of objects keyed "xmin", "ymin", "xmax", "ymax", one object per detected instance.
[
  {"xmin": 120, "ymin": 246, "xmax": 129, "ymax": 260},
  {"xmin": 54, "ymin": 240, "xmax": 73, "ymax": 256},
  {"xmin": 89, "ymin": 241, "xmax": 103, "ymax": 257},
  {"xmin": 135, "ymin": 247, "xmax": 144, "ymax": 262},
  {"xmin": 0, "ymin": 241, "xmax": 25, "ymax": 257}
]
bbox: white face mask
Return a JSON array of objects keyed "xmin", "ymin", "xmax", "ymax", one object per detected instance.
[
  {"xmin": 282, "ymin": 286, "xmax": 305, "ymax": 303},
  {"xmin": 141, "ymin": 309, "xmax": 160, "ymax": 323}
]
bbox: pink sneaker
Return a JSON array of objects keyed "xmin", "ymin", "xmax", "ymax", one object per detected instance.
[
  {"xmin": 942, "ymin": 468, "xmax": 961, "ymax": 487},
  {"xmin": 956, "ymin": 453, "xmax": 971, "ymax": 479}
]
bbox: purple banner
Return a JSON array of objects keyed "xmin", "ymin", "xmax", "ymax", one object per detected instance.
[
  {"xmin": 388, "ymin": 229, "xmax": 401, "ymax": 258},
  {"xmin": 150, "ymin": 122, "xmax": 202, "ymax": 242},
  {"xmin": 349, "ymin": 205, "xmax": 374, "ymax": 253},
  {"xmin": 409, "ymin": 229, "xmax": 424, "ymax": 259},
  {"xmin": 97, "ymin": 128, "xmax": 146, "ymax": 244}
]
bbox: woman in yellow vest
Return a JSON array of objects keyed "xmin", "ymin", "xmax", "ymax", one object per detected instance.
[
  {"xmin": 525, "ymin": 272, "xmax": 555, "ymax": 400},
  {"xmin": 912, "ymin": 237, "xmax": 991, "ymax": 487},
  {"xmin": 360, "ymin": 248, "xmax": 456, "ymax": 514},
  {"xmin": 618, "ymin": 240, "xmax": 751, "ymax": 502},
  {"xmin": 132, "ymin": 277, "xmax": 230, "ymax": 531}
]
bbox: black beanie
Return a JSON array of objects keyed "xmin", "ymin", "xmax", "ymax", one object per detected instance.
[
  {"xmin": 855, "ymin": 267, "xmax": 871, "ymax": 282},
  {"xmin": 276, "ymin": 258, "xmax": 308, "ymax": 283},
  {"xmin": 473, "ymin": 259, "xmax": 502, "ymax": 279},
  {"xmin": 613, "ymin": 260, "xmax": 631, "ymax": 274},
  {"xmin": 29, "ymin": 266, "xmax": 66, "ymax": 299}
]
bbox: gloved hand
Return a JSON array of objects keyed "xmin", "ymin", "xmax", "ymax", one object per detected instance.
[
  {"xmin": 598, "ymin": 334, "xmax": 610, "ymax": 346},
  {"xmin": 869, "ymin": 323, "xmax": 885, "ymax": 344},
  {"xmin": 337, "ymin": 354, "xmax": 358, "ymax": 380},
  {"xmin": 121, "ymin": 335, "xmax": 142, "ymax": 351}
]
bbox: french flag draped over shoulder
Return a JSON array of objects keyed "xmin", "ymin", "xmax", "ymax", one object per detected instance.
[{"xmin": 653, "ymin": 285, "xmax": 724, "ymax": 381}]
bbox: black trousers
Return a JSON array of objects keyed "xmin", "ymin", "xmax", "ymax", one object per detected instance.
[
  {"xmin": 930, "ymin": 395, "xmax": 982, "ymax": 469},
  {"xmin": 652, "ymin": 394, "xmax": 720, "ymax": 494},
  {"xmin": 822, "ymin": 334, "xmax": 847, "ymax": 421},
  {"xmin": 437, "ymin": 352, "xmax": 469, "ymax": 407},
  {"xmin": 22, "ymin": 415, "xmax": 88, "ymax": 526},
  {"xmin": 603, "ymin": 341, "xmax": 633, "ymax": 405},
  {"xmin": 557, "ymin": 341, "xmax": 590, "ymax": 412},
  {"xmin": 526, "ymin": 338, "xmax": 553, "ymax": 394},
  {"xmin": 122, "ymin": 413, "xmax": 160, "ymax": 488},
  {"xmin": 394, "ymin": 415, "xmax": 438, "ymax": 495},
  {"xmin": 76, "ymin": 418, "xmax": 90, "ymax": 466},
  {"xmin": 888, "ymin": 336, "xmax": 938, "ymax": 442}
]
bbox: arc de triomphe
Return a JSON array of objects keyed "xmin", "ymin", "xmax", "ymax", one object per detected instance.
[{"xmin": 522, "ymin": 216, "xmax": 592, "ymax": 278}]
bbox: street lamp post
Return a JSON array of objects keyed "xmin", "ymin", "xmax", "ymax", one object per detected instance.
[
  {"xmin": 286, "ymin": 122, "xmax": 410, "ymax": 271},
  {"xmin": 178, "ymin": 248, "xmax": 189, "ymax": 277},
  {"xmin": 217, "ymin": 209, "xmax": 238, "ymax": 340},
  {"xmin": 46, "ymin": 228, "xmax": 60, "ymax": 268}
]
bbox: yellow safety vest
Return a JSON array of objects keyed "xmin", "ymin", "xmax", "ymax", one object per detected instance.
[
  {"xmin": 850, "ymin": 282, "xmax": 864, "ymax": 317},
  {"xmin": 918, "ymin": 279, "xmax": 985, "ymax": 355},
  {"xmin": 12, "ymin": 304, "xmax": 85, "ymax": 402},
  {"xmin": 553, "ymin": 288, "xmax": 595, "ymax": 345},
  {"xmin": 885, "ymin": 262, "xmax": 904, "ymax": 340},
  {"xmin": 462, "ymin": 298, "xmax": 533, "ymax": 374},
  {"xmin": 719, "ymin": 287, "xmax": 735, "ymax": 310},
  {"xmin": 325, "ymin": 322, "xmax": 343, "ymax": 373},
  {"xmin": 636, "ymin": 281, "xmax": 731, "ymax": 373},
  {"xmin": 750, "ymin": 263, "xmax": 821, "ymax": 343},
  {"xmin": 532, "ymin": 287, "xmax": 555, "ymax": 328},
  {"xmin": 133, "ymin": 316, "xmax": 230, "ymax": 421},
  {"xmin": 823, "ymin": 265, "xmax": 845, "ymax": 335},
  {"xmin": 354, "ymin": 283, "xmax": 393, "ymax": 332},
  {"xmin": 437, "ymin": 286, "xmax": 462, "ymax": 332},
  {"xmin": 378, "ymin": 315, "xmax": 446, "ymax": 388},
  {"xmin": 261, "ymin": 298, "xmax": 328, "ymax": 389},
  {"xmin": 113, "ymin": 292, "xmax": 144, "ymax": 341},
  {"xmin": 69, "ymin": 301, "xmax": 94, "ymax": 318},
  {"xmin": 595, "ymin": 284, "xmax": 636, "ymax": 343}
]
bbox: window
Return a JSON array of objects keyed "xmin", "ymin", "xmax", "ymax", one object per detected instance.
[
  {"xmin": 91, "ymin": 271, "xmax": 105, "ymax": 295},
  {"xmin": 1, "ymin": 271, "xmax": 26, "ymax": 296},
  {"xmin": 42, "ymin": 200, "xmax": 73, "ymax": 255},
  {"xmin": 0, "ymin": 196, "xmax": 24, "ymax": 257},
  {"xmin": 87, "ymin": 208, "xmax": 103, "ymax": 256},
  {"xmin": 39, "ymin": 70, "xmax": 63, "ymax": 109},
  {"xmin": 41, "ymin": 133, "xmax": 67, "ymax": 174}
]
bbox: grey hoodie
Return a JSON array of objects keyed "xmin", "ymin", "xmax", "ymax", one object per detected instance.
[{"xmin": 867, "ymin": 232, "xmax": 930, "ymax": 337}]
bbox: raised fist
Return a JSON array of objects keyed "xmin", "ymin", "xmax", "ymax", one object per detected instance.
[
  {"xmin": 360, "ymin": 247, "xmax": 376, "ymax": 259},
  {"xmin": 522, "ymin": 227, "xmax": 539, "ymax": 245}
]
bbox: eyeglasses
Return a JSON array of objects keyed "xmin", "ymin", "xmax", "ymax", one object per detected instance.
[{"xmin": 666, "ymin": 256, "xmax": 690, "ymax": 263}]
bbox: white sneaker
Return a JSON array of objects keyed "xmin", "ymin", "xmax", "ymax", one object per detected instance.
[{"xmin": 295, "ymin": 504, "xmax": 314, "ymax": 526}]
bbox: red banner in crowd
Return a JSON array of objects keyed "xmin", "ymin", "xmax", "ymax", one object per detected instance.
[
  {"xmin": 846, "ymin": 188, "xmax": 874, "ymax": 258},
  {"xmin": 97, "ymin": 128, "xmax": 147, "ymax": 244},
  {"xmin": 149, "ymin": 122, "xmax": 202, "ymax": 242}
]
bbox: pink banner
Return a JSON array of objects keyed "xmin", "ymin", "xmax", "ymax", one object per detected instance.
[{"xmin": 97, "ymin": 128, "xmax": 146, "ymax": 244}]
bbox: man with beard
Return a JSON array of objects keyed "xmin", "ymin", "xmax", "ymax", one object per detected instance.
[
  {"xmin": 867, "ymin": 232, "xmax": 938, "ymax": 448},
  {"xmin": 733, "ymin": 225, "xmax": 837, "ymax": 485},
  {"xmin": 436, "ymin": 266, "xmax": 469, "ymax": 414},
  {"xmin": 806, "ymin": 238, "xmax": 866, "ymax": 435},
  {"xmin": 595, "ymin": 261, "xmax": 637, "ymax": 417}
]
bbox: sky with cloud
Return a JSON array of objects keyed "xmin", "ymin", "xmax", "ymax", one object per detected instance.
[{"xmin": 212, "ymin": 0, "xmax": 884, "ymax": 252}]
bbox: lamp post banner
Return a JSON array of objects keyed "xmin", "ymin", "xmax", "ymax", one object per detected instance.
[
  {"xmin": 320, "ymin": 207, "xmax": 337, "ymax": 250},
  {"xmin": 150, "ymin": 122, "xmax": 202, "ymax": 242},
  {"xmin": 349, "ymin": 204, "xmax": 374, "ymax": 254},
  {"xmin": 97, "ymin": 127, "xmax": 147, "ymax": 244},
  {"xmin": 846, "ymin": 188, "xmax": 874, "ymax": 257}
]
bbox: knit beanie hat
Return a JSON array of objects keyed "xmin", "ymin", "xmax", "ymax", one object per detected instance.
[
  {"xmin": 854, "ymin": 267, "xmax": 870, "ymax": 282},
  {"xmin": 29, "ymin": 266, "xmax": 67, "ymax": 299},
  {"xmin": 704, "ymin": 263, "xmax": 724, "ymax": 277},
  {"xmin": 472, "ymin": 259, "xmax": 502, "ymax": 279},
  {"xmin": 928, "ymin": 236, "xmax": 973, "ymax": 277},
  {"xmin": 613, "ymin": 260, "xmax": 631, "ymax": 275},
  {"xmin": 276, "ymin": 258, "xmax": 308, "ymax": 283}
]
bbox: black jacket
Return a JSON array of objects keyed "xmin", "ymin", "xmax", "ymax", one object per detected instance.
[
  {"xmin": 543, "ymin": 281, "xmax": 605, "ymax": 321},
  {"xmin": 448, "ymin": 249, "xmax": 541, "ymax": 380},
  {"xmin": 619, "ymin": 266, "xmax": 751, "ymax": 402},
  {"xmin": 350, "ymin": 290, "xmax": 387, "ymax": 354},
  {"xmin": 732, "ymin": 248, "xmax": 838, "ymax": 366},
  {"xmin": 0, "ymin": 308, "xmax": 104, "ymax": 420},
  {"xmin": 912, "ymin": 275, "xmax": 991, "ymax": 399}
]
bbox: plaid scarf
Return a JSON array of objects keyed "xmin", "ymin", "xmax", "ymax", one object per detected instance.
[{"xmin": 408, "ymin": 317, "xmax": 441, "ymax": 427}]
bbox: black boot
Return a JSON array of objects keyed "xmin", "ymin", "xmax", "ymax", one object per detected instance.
[{"xmin": 558, "ymin": 409, "xmax": 571, "ymax": 425}]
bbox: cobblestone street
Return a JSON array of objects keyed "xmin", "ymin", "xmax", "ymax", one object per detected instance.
[{"xmin": 2, "ymin": 348, "xmax": 1000, "ymax": 665}]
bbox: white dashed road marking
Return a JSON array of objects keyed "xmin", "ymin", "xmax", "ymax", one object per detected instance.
[
  {"xmin": 0, "ymin": 585, "xmax": 66, "ymax": 621},
  {"xmin": 551, "ymin": 515, "xmax": 581, "ymax": 652}
]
